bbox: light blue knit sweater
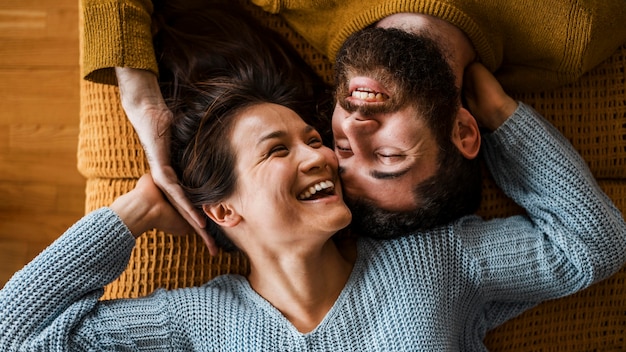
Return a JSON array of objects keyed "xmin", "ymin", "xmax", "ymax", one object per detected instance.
[{"xmin": 2, "ymin": 103, "xmax": 625, "ymax": 351}]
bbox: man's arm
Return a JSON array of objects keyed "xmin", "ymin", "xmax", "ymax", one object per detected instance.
[
  {"xmin": 80, "ymin": 0, "xmax": 216, "ymax": 252},
  {"xmin": 81, "ymin": 0, "xmax": 156, "ymax": 84}
]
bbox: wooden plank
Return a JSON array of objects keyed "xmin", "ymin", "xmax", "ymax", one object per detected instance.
[
  {"xmin": 0, "ymin": 38, "xmax": 78, "ymax": 67},
  {"xmin": 0, "ymin": 68, "xmax": 79, "ymax": 99},
  {"xmin": 0, "ymin": 68, "xmax": 79, "ymax": 124},
  {"xmin": 0, "ymin": 8, "xmax": 78, "ymax": 38},
  {"xmin": 0, "ymin": 150, "xmax": 85, "ymax": 184},
  {"xmin": 0, "ymin": 181, "xmax": 57, "ymax": 212},
  {"xmin": 0, "ymin": 100, "xmax": 78, "ymax": 125},
  {"xmin": 0, "ymin": 211, "xmax": 83, "ymax": 243},
  {"xmin": 0, "ymin": 181, "xmax": 84, "ymax": 214},
  {"xmin": 0, "ymin": 0, "xmax": 83, "ymax": 290},
  {"xmin": 8, "ymin": 124, "xmax": 79, "ymax": 153},
  {"xmin": 0, "ymin": 9, "xmax": 46, "ymax": 33},
  {"xmin": 0, "ymin": 125, "xmax": 7, "ymax": 153},
  {"xmin": 0, "ymin": 0, "xmax": 77, "ymax": 10},
  {"xmin": 0, "ymin": 4, "xmax": 78, "ymax": 67}
]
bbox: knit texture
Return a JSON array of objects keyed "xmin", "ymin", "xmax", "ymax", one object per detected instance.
[
  {"xmin": 80, "ymin": 0, "xmax": 626, "ymax": 91},
  {"xmin": 250, "ymin": 0, "xmax": 626, "ymax": 92},
  {"xmin": 3, "ymin": 105, "xmax": 625, "ymax": 351},
  {"xmin": 75, "ymin": 1, "xmax": 626, "ymax": 348}
]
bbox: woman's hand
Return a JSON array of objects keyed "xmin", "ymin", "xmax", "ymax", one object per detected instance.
[
  {"xmin": 109, "ymin": 174, "xmax": 193, "ymax": 237},
  {"xmin": 463, "ymin": 62, "xmax": 518, "ymax": 132},
  {"xmin": 115, "ymin": 67, "xmax": 218, "ymax": 254}
]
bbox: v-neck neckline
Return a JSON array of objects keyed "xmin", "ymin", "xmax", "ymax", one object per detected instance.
[{"xmin": 239, "ymin": 240, "xmax": 366, "ymax": 336}]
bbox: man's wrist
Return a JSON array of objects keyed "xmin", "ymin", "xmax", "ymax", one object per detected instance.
[{"xmin": 115, "ymin": 67, "xmax": 165, "ymax": 111}]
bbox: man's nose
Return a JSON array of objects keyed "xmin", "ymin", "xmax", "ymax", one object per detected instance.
[{"xmin": 342, "ymin": 113, "xmax": 379, "ymax": 137}]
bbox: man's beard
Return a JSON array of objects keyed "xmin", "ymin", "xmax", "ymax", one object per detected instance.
[{"xmin": 334, "ymin": 27, "xmax": 459, "ymax": 139}]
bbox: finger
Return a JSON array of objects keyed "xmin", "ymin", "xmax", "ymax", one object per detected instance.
[
  {"xmin": 161, "ymin": 181, "xmax": 207, "ymax": 229},
  {"xmin": 157, "ymin": 186, "xmax": 219, "ymax": 255},
  {"xmin": 193, "ymin": 225, "xmax": 219, "ymax": 256},
  {"xmin": 152, "ymin": 168, "xmax": 207, "ymax": 229},
  {"xmin": 160, "ymin": 183, "xmax": 219, "ymax": 255},
  {"xmin": 156, "ymin": 178, "xmax": 219, "ymax": 255}
]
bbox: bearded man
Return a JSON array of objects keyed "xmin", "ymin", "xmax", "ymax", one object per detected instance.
[{"xmin": 332, "ymin": 27, "xmax": 483, "ymax": 238}]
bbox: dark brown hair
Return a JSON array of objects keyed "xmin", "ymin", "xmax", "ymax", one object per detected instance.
[{"xmin": 153, "ymin": 1, "xmax": 331, "ymax": 250}]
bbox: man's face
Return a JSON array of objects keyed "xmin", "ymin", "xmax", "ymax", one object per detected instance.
[
  {"xmin": 331, "ymin": 74, "xmax": 440, "ymax": 212},
  {"xmin": 330, "ymin": 27, "xmax": 481, "ymax": 237},
  {"xmin": 331, "ymin": 26, "xmax": 459, "ymax": 213}
]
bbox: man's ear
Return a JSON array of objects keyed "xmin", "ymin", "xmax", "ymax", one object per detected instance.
[
  {"xmin": 202, "ymin": 203, "xmax": 242, "ymax": 228},
  {"xmin": 451, "ymin": 107, "xmax": 481, "ymax": 159}
]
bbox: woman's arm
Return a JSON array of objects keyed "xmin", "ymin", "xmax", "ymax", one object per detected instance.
[
  {"xmin": 0, "ymin": 175, "xmax": 189, "ymax": 350},
  {"xmin": 463, "ymin": 63, "xmax": 626, "ymax": 301}
]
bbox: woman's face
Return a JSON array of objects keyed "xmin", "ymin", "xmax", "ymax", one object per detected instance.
[{"xmin": 225, "ymin": 103, "xmax": 352, "ymax": 248}]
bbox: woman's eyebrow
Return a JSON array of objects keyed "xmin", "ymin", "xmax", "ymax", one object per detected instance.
[
  {"xmin": 257, "ymin": 130, "xmax": 286, "ymax": 145},
  {"xmin": 257, "ymin": 125, "xmax": 316, "ymax": 145}
]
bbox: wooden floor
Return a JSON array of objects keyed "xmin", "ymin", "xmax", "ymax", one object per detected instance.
[{"xmin": 0, "ymin": 0, "xmax": 85, "ymax": 287}]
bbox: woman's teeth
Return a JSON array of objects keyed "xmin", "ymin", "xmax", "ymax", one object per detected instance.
[{"xmin": 299, "ymin": 181, "xmax": 335, "ymax": 200}]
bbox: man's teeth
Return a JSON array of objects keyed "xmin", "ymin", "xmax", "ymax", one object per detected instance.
[
  {"xmin": 299, "ymin": 181, "xmax": 335, "ymax": 200},
  {"xmin": 351, "ymin": 89, "xmax": 386, "ymax": 102}
]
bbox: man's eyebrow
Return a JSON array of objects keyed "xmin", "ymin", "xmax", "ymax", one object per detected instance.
[
  {"xmin": 370, "ymin": 167, "xmax": 412, "ymax": 180},
  {"xmin": 338, "ymin": 165, "xmax": 411, "ymax": 179}
]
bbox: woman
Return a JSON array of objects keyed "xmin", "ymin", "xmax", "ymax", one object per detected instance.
[{"xmin": 1, "ymin": 2, "xmax": 625, "ymax": 351}]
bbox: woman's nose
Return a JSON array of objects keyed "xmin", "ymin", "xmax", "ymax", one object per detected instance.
[{"xmin": 300, "ymin": 145, "xmax": 328, "ymax": 173}]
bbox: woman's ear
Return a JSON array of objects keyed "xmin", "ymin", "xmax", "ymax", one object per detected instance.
[
  {"xmin": 451, "ymin": 107, "xmax": 481, "ymax": 160},
  {"xmin": 202, "ymin": 203, "xmax": 242, "ymax": 228}
]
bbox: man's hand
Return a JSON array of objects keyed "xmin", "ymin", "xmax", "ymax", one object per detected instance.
[
  {"xmin": 115, "ymin": 67, "xmax": 218, "ymax": 255},
  {"xmin": 463, "ymin": 63, "xmax": 518, "ymax": 131}
]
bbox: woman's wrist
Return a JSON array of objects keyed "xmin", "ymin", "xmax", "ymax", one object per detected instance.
[{"xmin": 109, "ymin": 188, "xmax": 156, "ymax": 238}]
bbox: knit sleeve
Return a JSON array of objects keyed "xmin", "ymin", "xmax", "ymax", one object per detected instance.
[
  {"xmin": 0, "ymin": 208, "xmax": 179, "ymax": 350},
  {"xmin": 466, "ymin": 103, "xmax": 626, "ymax": 302},
  {"xmin": 81, "ymin": 0, "xmax": 157, "ymax": 85}
]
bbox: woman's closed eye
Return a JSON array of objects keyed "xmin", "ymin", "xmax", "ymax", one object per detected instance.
[
  {"xmin": 268, "ymin": 144, "xmax": 289, "ymax": 157},
  {"xmin": 308, "ymin": 137, "xmax": 323, "ymax": 148}
]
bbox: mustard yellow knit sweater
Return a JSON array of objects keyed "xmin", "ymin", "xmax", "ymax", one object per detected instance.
[{"xmin": 81, "ymin": 0, "xmax": 626, "ymax": 91}]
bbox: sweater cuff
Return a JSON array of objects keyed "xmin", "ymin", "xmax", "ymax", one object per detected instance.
[
  {"xmin": 45, "ymin": 207, "xmax": 136, "ymax": 287},
  {"xmin": 483, "ymin": 102, "xmax": 543, "ymax": 150},
  {"xmin": 81, "ymin": 0, "xmax": 157, "ymax": 85}
]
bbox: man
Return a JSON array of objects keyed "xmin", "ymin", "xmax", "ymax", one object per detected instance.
[{"xmin": 331, "ymin": 27, "xmax": 484, "ymax": 238}]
